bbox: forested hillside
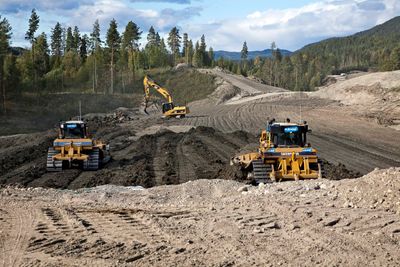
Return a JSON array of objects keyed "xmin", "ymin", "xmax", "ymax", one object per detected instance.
[
  {"xmin": 300, "ymin": 16, "xmax": 400, "ymax": 72},
  {"xmin": 0, "ymin": 9, "xmax": 216, "ymax": 114},
  {"xmin": 229, "ymin": 16, "xmax": 400, "ymax": 91}
]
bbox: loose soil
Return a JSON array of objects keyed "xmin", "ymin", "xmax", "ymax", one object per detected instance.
[{"xmin": 0, "ymin": 168, "xmax": 399, "ymax": 266}]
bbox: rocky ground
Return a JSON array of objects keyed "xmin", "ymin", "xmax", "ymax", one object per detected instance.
[{"xmin": 0, "ymin": 168, "xmax": 399, "ymax": 266}]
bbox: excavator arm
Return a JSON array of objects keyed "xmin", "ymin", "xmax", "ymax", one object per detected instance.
[
  {"xmin": 144, "ymin": 75, "xmax": 173, "ymax": 104},
  {"xmin": 143, "ymin": 75, "xmax": 189, "ymax": 118}
]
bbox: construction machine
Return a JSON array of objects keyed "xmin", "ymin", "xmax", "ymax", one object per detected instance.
[
  {"xmin": 143, "ymin": 75, "xmax": 189, "ymax": 118},
  {"xmin": 46, "ymin": 120, "xmax": 110, "ymax": 172},
  {"xmin": 231, "ymin": 119, "xmax": 324, "ymax": 183}
]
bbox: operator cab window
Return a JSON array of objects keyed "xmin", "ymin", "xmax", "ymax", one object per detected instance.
[
  {"xmin": 273, "ymin": 126, "xmax": 305, "ymax": 147},
  {"xmin": 162, "ymin": 103, "xmax": 174, "ymax": 113},
  {"xmin": 62, "ymin": 124, "xmax": 85, "ymax": 139}
]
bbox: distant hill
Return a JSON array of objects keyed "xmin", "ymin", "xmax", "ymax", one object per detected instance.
[
  {"xmin": 214, "ymin": 49, "xmax": 292, "ymax": 61},
  {"xmin": 297, "ymin": 16, "xmax": 400, "ymax": 72}
]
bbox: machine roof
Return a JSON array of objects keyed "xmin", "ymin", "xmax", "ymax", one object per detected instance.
[{"xmin": 64, "ymin": 120, "xmax": 85, "ymax": 124}]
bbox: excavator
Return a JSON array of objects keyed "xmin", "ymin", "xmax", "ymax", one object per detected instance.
[
  {"xmin": 143, "ymin": 75, "xmax": 189, "ymax": 118},
  {"xmin": 231, "ymin": 118, "xmax": 324, "ymax": 184},
  {"xmin": 46, "ymin": 120, "xmax": 110, "ymax": 172}
]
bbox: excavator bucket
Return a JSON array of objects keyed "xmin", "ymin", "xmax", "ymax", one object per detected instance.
[{"xmin": 143, "ymin": 99, "xmax": 149, "ymax": 115}]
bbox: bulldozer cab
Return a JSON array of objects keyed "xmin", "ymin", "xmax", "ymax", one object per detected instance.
[
  {"xmin": 269, "ymin": 123, "xmax": 308, "ymax": 147},
  {"xmin": 59, "ymin": 121, "xmax": 87, "ymax": 139},
  {"xmin": 162, "ymin": 102, "xmax": 175, "ymax": 113}
]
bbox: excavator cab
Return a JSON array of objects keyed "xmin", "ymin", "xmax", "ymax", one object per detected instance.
[{"xmin": 162, "ymin": 102, "xmax": 175, "ymax": 113}]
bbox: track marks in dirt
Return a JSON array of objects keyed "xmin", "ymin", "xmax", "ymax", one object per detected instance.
[
  {"xmin": 23, "ymin": 206, "xmax": 197, "ymax": 265},
  {"xmin": 0, "ymin": 204, "xmax": 36, "ymax": 267}
]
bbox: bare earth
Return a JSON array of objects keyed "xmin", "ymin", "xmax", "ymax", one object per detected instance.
[
  {"xmin": 1, "ymin": 168, "xmax": 399, "ymax": 266},
  {"xmin": 0, "ymin": 68, "xmax": 400, "ymax": 266}
]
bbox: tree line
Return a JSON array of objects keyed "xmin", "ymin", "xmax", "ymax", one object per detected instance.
[
  {"xmin": 0, "ymin": 9, "xmax": 216, "ymax": 113},
  {"xmin": 221, "ymin": 17, "xmax": 400, "ymax": 91}
]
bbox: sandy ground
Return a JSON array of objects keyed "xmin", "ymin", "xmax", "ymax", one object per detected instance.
[
  {"xmin": 0, "ymin": 68, "xmax": 400, "ymax": 266},
  {"xmin": 0, "ymin": 168, "xmax": 399, "ymax": 266}
]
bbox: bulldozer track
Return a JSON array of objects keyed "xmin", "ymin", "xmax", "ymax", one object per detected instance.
[
  {"xmin": 175, "ymin": 136, "xmax": 197, "ymax": 183},
  {"xmin": 152, "ymin": 135, "xmax": 170, "ymax": 186}
]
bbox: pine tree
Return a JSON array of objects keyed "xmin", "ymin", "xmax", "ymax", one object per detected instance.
[
  {"xmin": 106, "ymin": 18, "xmax": 121, "ymax": 94},
  {"xmin": 182, "ymin": 33, "xmax": 188, "ymax": 58},
  {"xmin": 199, "ymin": 34, "xmax": 208, "ymax": 66},
  {"xmin": 146, "ymin": 26, "xmax": 157, "ymax": 48},
  {"xmin": 208, "ymin": 47, "xmax": 214, "ymax": 67},
  {"xmin": 65, "ymin": 27, "xmax": 73, "ymax": 52},
  {"xmin": 50, "ymin": 22, "xmax": 63, "ymax": 68},
  {"xmin": 0, "ymin": 16, "xmax": 12, "ymax": 113},
  {"xmin": 241, "ymin": 41, "xmax": 248, "ymax": 61},
  {"xmin": 80, "ymin": 34, "xmax": 89, "ymax": 63},
  {"xmin": 186, "ymin": 39, "xmax": 193, "ymax": 65},
  {"xmin": 269, "ymin": 42, "xmax": 276, "ymax": 85},
  {"xmin": 90, "ymin": 19, "xmax": 101, "ymax": 92},
  {"xmin": 25, "ymin": 9, "xmax": 40, "ymax": 95},
  {"xmin": 73, "ymin": 26, "xmax": 80, "ymax": 52},
  {"xmin": 34, "ymin": 32, "xmax": 50, "ymax": 78},
  {"xmin": 3, "ymin": 54, "xmax": 20, "ymax": 97},
  {"xmin": 167, "ymin": 27, "xmax": 181, "ymax": 65},
  {"xmin": 193, "ymin": 41, "xmax": 201, "ymax": 67},
  {"xmin": 155, "ymin": 32, "xmax": 161, "ymax": 46},
  {"xmin": 122, "ymin": 21, "xmax": 141, "ymax": 83},
  {"xmin": 50, "ymin": 22, "xmax": 63, "ymax": 57}
]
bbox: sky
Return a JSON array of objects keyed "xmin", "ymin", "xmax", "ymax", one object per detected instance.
[{"xmin": 0, "ymin": 0, "xmax": 399, "ymax": 51}]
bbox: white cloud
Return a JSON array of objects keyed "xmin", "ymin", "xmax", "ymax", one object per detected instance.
[
  {"xmin": 3, "ymin": 0, "xmax": 399, "ymax": 51},
  {"xmin": 186, "ymin": 0, "xmax": 400, "ymax": 51},
  {"xmin": 59, "ymin": 0, "xmax": 201, "ymax": 33}
]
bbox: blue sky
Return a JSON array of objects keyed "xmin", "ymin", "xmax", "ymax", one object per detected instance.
[{"xmin": 0, "ymin": 0, "xmax": 399, "ymax": 51}]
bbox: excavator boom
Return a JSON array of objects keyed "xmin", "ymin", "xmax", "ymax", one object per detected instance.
[
  {"xmin": 143, "ymin": 75, "xmax": 173, "ymax": 103},
  {"xmin": 143, "ymin": 75, "xmax": 189, "ymax": 118}
]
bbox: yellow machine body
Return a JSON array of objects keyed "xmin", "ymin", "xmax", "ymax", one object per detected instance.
[
  {"xmin": 47, "ymin": 121, "xmax": 110, "ymax": 172},
  {"xmin": 231, "ymin": 120, "xmax": 323, "ymax": 182},
  {"xmin": 143, "ymin": 75, "xmax": 190, "ymax": 118}
]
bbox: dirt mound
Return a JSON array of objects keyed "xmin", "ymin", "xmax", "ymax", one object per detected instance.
[
  {"xmin": 0, "ymin": 125, "xmax": 253, "ymax": 189},
  {"xmin": 209, "ymin": 78, "xmax": 243, "ymax": 104},
  {"xmin": 321, "ymin": 159, "xmax": 361, "ymax": 180},
  {"xmin": 339, "ymin": 167, "xmax": 400, "ymax": 212},
  {"xmin": 314, "ymin": 70, "xmax": 400, "ymax": 129}
]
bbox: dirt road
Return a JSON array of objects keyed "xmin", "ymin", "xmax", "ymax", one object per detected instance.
[
  {"xmin": 1, "ymin": 168, "xmax": 399, "ymax": 266},
  {"xmin": 170, "ymin": 69, "xmax": 400, "ymax": 174}
]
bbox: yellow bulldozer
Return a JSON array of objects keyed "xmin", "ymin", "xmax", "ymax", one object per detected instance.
[
  {"xmin": 46, "ymin": 120, "xmax": 110, "ymax": 172},
  {"xmin": 143, "ymin": 75, "xmax": 189, "ymax": 118},
  {"xmin": 231, "ymin": 119, "xmax": 324, "ymax": 183}
]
